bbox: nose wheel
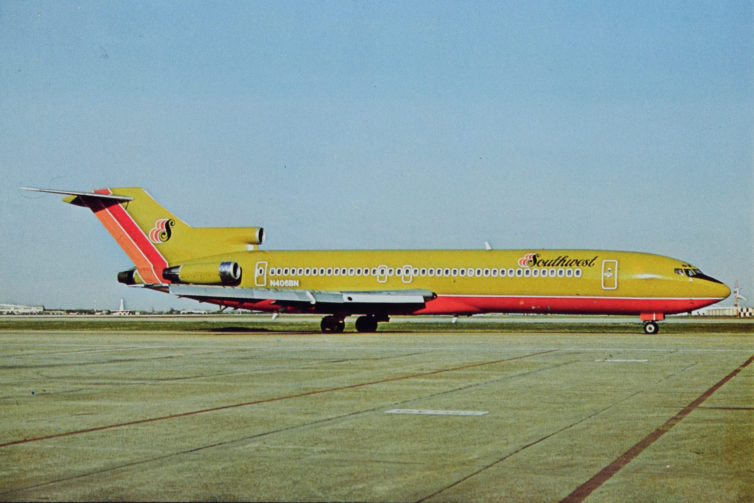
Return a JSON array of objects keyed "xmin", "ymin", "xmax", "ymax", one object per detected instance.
[{"xmin": 643, "ymin": 321, "xmax": 659, "ymax": 334}]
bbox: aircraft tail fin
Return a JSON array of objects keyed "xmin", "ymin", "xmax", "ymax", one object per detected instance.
[{"xmin": 22, "ymin": 187, "xmax": 263, "ymax": 285}]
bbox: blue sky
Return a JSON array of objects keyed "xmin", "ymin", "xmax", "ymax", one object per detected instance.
[{"xmin": 1, "ymin": 1, "xmax": 751, "ymax": 311}]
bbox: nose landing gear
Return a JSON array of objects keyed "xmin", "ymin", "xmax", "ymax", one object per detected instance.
[
  {"xmin": 640, "ymin": 313, "xmax": 664, "ymax": 335},
  {"xmin": 643, "ymin": 321, "xmax": 659, "ymax": 334}
]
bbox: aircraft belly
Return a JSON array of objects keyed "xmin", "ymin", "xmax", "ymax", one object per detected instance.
[{"xmin": 417, "ymin": 295, "xmax": 720, "ymax": 316}]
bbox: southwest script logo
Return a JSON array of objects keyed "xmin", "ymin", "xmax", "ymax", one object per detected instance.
[
  {"xmin": 518, "ymin": 253, "xmax": 537, "ymax": 267},
  {"xmin": 148, "ymin": 218, "xmax": 175, "ymax": 244},
  {"xmin": 517, "ymin": 253, "xmax": 598, "ymax": 268}
]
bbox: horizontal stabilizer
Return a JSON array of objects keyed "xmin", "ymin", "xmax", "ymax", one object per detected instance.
[{"xmin": 20, "ymin": 187, "xmax": 133, "ymax": 205}]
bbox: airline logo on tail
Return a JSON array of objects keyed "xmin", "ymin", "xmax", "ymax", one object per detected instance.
[{"xmin": 149, "ymin": 218, "xmax": 175, "ymax": 244}]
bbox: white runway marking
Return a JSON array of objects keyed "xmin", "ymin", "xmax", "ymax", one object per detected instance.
[
  {"xmin": 595, "ymin": 359, "xmax": 649, "ymax": 363},
  {"xmin": 385, "ymin": 409, "xmax": 488, "ymax": 416}
]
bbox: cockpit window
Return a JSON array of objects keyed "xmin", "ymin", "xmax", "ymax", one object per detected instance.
[
  {"xmin": 674, "ymin": 266, "xmax": 724, "ymax": 284},
  {"xmin": 675, "ymin": 267, "xmax": 705, "ymax": 277}
]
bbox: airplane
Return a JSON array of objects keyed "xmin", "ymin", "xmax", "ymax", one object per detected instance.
[{"xmin": 22, "ymin": 187, "xmax": 731, "ymax": 334}]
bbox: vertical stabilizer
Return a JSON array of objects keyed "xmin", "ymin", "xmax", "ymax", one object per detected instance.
[{"xmin": 24, "ymin": 187, "xmax": 263, "ymax": 285}]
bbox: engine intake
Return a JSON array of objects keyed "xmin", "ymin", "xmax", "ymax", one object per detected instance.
[
  {"xmin": 117, "ymin": 268, "xmax": 142, "ymax": 285},
  {"xmin": 162, "ymin": 261, "xmax": 242, "ymax": 286}
]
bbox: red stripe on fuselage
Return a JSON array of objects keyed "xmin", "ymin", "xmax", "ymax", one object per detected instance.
[
  {"xmin": 417, "ymin": 295, "xmax": 721, "ymax": 316},
  {"xmin": 195, "ymin": 294, "xmax": 721, "ymax": 317}
]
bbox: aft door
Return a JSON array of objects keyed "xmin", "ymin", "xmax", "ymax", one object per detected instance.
[
  {"xmin": 601, "ymin": 260, "xmax": 618, "ymax": 290},
  {"xmin": 254, "ymin": 261, "xmax": 268, "ymax": 287}
]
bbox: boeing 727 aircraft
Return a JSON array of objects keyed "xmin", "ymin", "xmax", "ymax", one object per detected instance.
[{"xmin": 24, "ymin": 187, "xmax": 730, "ymax": 334}]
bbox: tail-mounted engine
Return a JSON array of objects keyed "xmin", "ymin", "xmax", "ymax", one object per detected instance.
[
  {"xmin": 117, "ymin": 268, "xmax": 142, "ymax": 285},
  {"xmin": 162, "ymin": 261, "xmax": 242, "ymax": 286}
]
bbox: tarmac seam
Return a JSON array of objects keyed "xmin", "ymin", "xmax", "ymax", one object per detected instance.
[
  {"xmin": 560, "ymin": 353, "xmax": 754, "ymax": 503},
  {"xmin": 416, "ymin": 388, "xmax": 644, "ymax": 503},
  {"xmin": 0, "ymin": 349, "xmax": 558, "ymax": 449},
  {"xmin": 1, "ymin": 358, "xmax": 569, "ymax": 499}
]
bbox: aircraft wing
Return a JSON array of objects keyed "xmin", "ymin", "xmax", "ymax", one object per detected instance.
[{"xmin": 167, "ymin": 284, "xmax": 436, "ymax": 310}]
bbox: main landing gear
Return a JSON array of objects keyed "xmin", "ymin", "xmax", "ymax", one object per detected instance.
[
  {"xmin": 354, "ymin": 315, "xmax": 379, "ymax": 333},
  {"xmin": 320, "ymin": 315, "xmax": 345, "ymax": 333},
  {"xmin": 320, "ymin": 314, "xmax": 385, "ymax": 333}
]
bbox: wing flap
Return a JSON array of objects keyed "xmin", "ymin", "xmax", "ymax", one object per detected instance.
[{"xmin": 168, "ymin": 284, "xmax": 435, "ymax": 306}]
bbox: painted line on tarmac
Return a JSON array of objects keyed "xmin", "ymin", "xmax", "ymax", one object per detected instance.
[
  {"xmin": 0, "ymin": 349, "xmax": 557, "ymax": 449},
  {"xmin": 385, "ymin": 409, "xmax": 488, "ymax": 416},
  {"xmin": 3, "ymin": 366, "xmax": 541, "ymax": 500},
  {"xmin": 560, "ymin": 354, "xmax": 754, "ymax": 503},
  {"xmin": 595, "ymin": 359, "xmax": 648, "ymax": 363}
]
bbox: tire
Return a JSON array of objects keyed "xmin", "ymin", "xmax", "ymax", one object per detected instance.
[
  {"xmin": 321, "ymin": 315, "xmax": 337, "ymax": 333},
  {"xmin": 643, "ymin": 321, "xmax": 659, "ymax": 334},
  {"xmin": 355, "ymin": 315, "xmax": 378, "ymax": 333}
]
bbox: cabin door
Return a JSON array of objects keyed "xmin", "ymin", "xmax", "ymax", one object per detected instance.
[
  {"xmin": 601, "ymin": 260, "xmax": 618, "ymax": 290},
  {"xmin": 254, "ymin": 261, "xmax": 268, "ymax": 287}
]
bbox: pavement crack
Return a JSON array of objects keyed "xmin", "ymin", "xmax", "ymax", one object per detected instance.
[{"xmin": 416, "ymin": 388, "xmax": 644, "ymax": 503}]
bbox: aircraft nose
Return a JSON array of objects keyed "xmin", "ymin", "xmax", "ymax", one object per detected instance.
[
  {"xmin": 718, "ymin": 282, "xmax": 731, "ymax": 299},
  {"xmin": 709, "ymin": 279, "xmax": 731, "ymax": 300}
]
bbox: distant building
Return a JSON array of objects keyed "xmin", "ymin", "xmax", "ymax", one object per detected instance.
[
  {"xmin": 693, "ymin": 305, "xmax": 753, "ymax": 318},
  {"xmin": 0, "ymin": 303, "xmax": 44, "ymax": 315}
]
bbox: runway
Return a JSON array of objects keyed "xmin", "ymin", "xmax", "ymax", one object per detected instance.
[{"xmin": 1, "ymin": 317, "xmax": 752, "ymax": 501}]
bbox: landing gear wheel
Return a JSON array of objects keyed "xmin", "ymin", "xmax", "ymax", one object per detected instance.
[
  {"xmin": 643, "ymin": 321, "xmax": 659, "ymax": 334},
  {"xmin": 321, "ymin": 316, "xmax": 345, "ymax": 333},
  {"xmin": 355, "ymin": 315, "xmax": 379, "ymax": 333}
]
